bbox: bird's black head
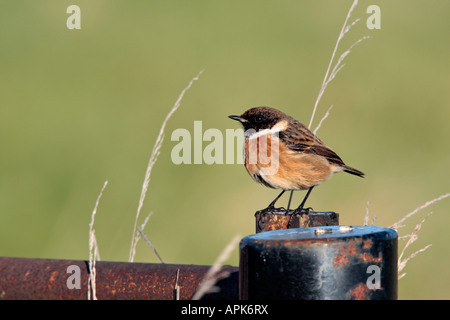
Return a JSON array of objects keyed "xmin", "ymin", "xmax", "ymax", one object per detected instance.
[{"xmin": 228, "ymin": 106, "xmax": 288, "ymax": 132}]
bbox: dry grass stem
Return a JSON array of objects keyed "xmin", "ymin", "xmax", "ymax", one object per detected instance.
[
  {"xmin": 328, "ymin": 36, "xmax": 371, "ymax": 85},
  {"xmin": 130, "ymin": 211, "xmax": 154, "ymax": 262},
  {"xmin": 129, "ymin": 70, "xmax": 204, "ymax": 262},
  {"xmin": 398, "ymin": 212, "xmax": 432, "ymax": 261},
  {"xmin": 388, "ymin": 193, "xmax": 449, "ymax": 279},
  {"xmin": 192, "ymin": 234, "xmax": 241, "ymax": 300},
  {"xmin": 364, "ymin": 201, "xmax": 376, "ymax": 225},
  {"xmin": 308, "ymin": 0, "xmax": 367, "ymax": 129},
  {"xmin": 398, "ymin": 212, "xmax": 433, "ymax": 280},
  {"xmin": 390, "ymin": 193, "xmax": 450, "ymax": 230},
  {"xmin": 313, "ymin": 104, "xmax": 333, "ymax": 135},
  {"xmin": 363, "ymin": 200, "xmax": 370, "ymax": 225},
  {"xmin": 136, "ymin": 225, "xmax": 164, "ymax": 264},
  {"xmin": 88, "ymin": 180, "xmax": 108, "ymax": 300},
  {"xmin": 398, "ymin": 244, "xmax": 432, "ymax": 280},
  {"xmin": 388, "ymin": 193, "xmax": 449, "ymax": 280},
  {"xmin": 174, "ymin": 269, "xmax": 181, "ymax": 300}
]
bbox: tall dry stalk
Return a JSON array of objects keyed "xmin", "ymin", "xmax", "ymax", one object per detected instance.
[
  {"xmin": 397, "ymin": 212, "xmax": 433, "ymax": 280},
  {"xmin": 129, "ymin": 70, "xmax": 203, "ymax": 262},
  {"xmin": 88, "ymin": 180, "xmax": 108, "ymax": 300},
  {"xmin": 308, "ymin": 0, "xmax": 369, "ymax": 130},
  {"xmin": 136, "ymin": 225, "xmax": 164, "ymax": 264},
  {"xmin": 391, "ymin": 193, "xmax": 450, "ymax": 280},
  {"xmin": 390, "ymin": 193, "xmax": 450, "ymax": 230}
]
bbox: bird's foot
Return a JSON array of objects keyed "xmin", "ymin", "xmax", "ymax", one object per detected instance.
[
  {"xmin": 286, "ymin": 207, "xmax": 314, "ymax": 228},
  {"xmin": 292, "ymin": 206, "xmax": 313, "ymax": 216},
  {"xmin": 260, "ymin": 205, "xmax": 286, "ymax": 215}
]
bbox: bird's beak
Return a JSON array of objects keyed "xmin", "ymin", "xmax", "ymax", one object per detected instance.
[{"xmin": 228, "ymin": 115, "xmax": 247, "ymax": 123}]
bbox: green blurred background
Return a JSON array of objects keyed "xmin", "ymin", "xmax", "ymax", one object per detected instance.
[{"xmin": 0, "ymin": 0, "xmax": 449, "ymax": 299}]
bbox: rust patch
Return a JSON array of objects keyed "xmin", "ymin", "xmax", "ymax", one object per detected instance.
[
  {"xmin": 357, "ymin": 252, "xmax": 382, "ymax": 263},
  {"xmin": 48, "ymin": 271, "xmax": 58, "ymax": 286},
  {"xmin": 333, "ymin": 252, "xmax": 350, "ymax": 267},
  {"xmin": 346, "ymin": 244, "xmax": 357, "ymax": 255},
  {"xmin": 333, "ymin": 240, "xmax": 359, "ymax": 266},
  {"xmin": 297, "ymin": 214, "xmax": 310, "ymax": 227},
  {"xmin": 349, "ymin": 283, "xmax": 370, "ymax": 300},
  {"xmin": 363, "ymin": 239, "xmax": 372, "ymax": 249},
  {"xmin": 333, "ymin": 238, "xmax": 381, "ymax": 267}
]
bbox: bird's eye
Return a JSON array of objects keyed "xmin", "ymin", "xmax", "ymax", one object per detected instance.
[{"xmin": 254, "ymin": 116, "xmax": 263, "ymax": 123}]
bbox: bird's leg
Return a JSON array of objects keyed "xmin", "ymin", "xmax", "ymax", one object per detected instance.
[
  {"xmin": 265, "ymin": 190, "xmax": 286, "ymax": 211},
  {"xmin": 287, "ymin": 187, "xmax": 315, "ymax": 228},
  {"xmin": 293, "ymin": 186, "xmax": 315, "ymax": 214},
  {"xmin": 286, "ymin": 190, "xmax": 294, "ymax": 211}
]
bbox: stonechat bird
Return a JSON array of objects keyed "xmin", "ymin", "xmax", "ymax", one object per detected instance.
[{"xmin": 229, "ymin": 106, "xmax": 364, "ymax": 214}]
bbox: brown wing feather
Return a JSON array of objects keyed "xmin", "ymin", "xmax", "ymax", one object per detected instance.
[
  {"xmin": 279, "ymin": 121, "xmax": 343, "ymax": 163},
  {"xmin": 279, "ymin": 121, "xmax": 365, "ymax": 177},
  {"xmin": 303, "ymin": 145, "xmax": 345, "ymax": 167},
  {"xmin": 278, "ymin": 120, "xmax": 322, "ymax": 149}
]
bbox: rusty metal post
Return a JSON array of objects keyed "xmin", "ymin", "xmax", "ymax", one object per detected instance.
[
  {"xmin": 0, "ymin": 257, "xmax": 238, "ymax": 300},
  {"xmin": 239, "ymin": 225, "xmax": 398, "ymax": 300},
  {"xmin": 255, "ymin": 208, "xmax": 339, "ymax": 233}
]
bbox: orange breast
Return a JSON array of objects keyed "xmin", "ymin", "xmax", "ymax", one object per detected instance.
[{"xmin": 244, "ymin": 133, "xmax": 334, "ymax": 190}]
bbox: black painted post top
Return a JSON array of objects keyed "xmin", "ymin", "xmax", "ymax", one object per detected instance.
[{"xmin": 239, "ymin": 225, "xmax": 398, "ymax": 300}]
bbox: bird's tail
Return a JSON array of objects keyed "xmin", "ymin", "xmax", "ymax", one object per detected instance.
[{"xmin": 343, "ymin": 165, "xmax": 365, "ymax": 178}]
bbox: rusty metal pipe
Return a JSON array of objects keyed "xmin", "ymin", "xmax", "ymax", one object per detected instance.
[{"xmin": 0, "ymin": 257, "xmax": 238, "ymax": 300}]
